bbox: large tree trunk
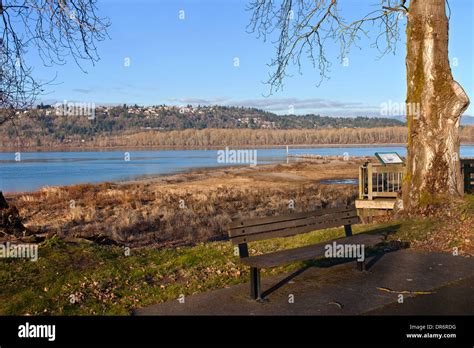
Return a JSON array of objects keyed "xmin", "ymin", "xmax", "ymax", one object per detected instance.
[{"xmin": 402, "ymin": 0, "xmax": 470, "ymax": 212}]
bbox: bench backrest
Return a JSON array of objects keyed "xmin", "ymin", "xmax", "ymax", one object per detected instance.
[{"xmin": 228, "ymin": 205, "xmax": 359, "ymax": 245}]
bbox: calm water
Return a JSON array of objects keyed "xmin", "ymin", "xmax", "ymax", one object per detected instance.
[{"xmin": 1, "ymin": 145, "xmax": 473, "ymax": 193}]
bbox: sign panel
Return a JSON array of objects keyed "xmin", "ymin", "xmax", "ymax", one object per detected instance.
[{"xmin": 375, "ymin": 152, "xmax": 404, "ymax": 165}]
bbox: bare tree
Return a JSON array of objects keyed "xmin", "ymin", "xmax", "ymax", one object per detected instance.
[
  {"xmin": 248, "ymin": 0, "xmax": 470, "ymax": 212},
  {"xmin": 0, "ymin": 0, "xmax": 109, "ymax": 124}
]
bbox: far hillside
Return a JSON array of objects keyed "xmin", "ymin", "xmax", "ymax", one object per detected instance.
[
  {"xmin": 1, "ymin": 105, "xmax": 473, "ymax": 149},
  {"xmin": 5, "ymin": 104, "xmax": 403, "ymax": 136}
]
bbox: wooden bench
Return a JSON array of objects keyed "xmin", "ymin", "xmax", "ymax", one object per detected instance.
[{"xmin": 228, "ymin": 205, "xmax": 384, "ymax": 301}]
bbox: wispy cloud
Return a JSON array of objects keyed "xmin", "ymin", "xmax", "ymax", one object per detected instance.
[
  {"xmin": 231, "ymin": 98, "xmax": 368, "ymax": 111},
  {"xmin": 168, "ymin": 96, "xmax": 379, "ymax": 115},
  {"xmin": 72, "ymin": 88, "xmax": 93, "ymax": 94},
  {"xmin": 168, "ymin": 97, "xmax": 230, "ymax": 104}
]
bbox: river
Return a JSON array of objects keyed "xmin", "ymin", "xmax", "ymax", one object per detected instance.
[{"xmin": 1, "ymin": 145, "xmax": 473, "ymax": 192}]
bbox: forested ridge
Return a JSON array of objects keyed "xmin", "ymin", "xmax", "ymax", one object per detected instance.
[{"xmin": 1, "ymin": 105, "xmax": 473, "ymax": 148}]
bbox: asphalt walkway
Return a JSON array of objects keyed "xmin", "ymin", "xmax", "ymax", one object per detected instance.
[{"xmin": 134, "ymin": 250, "xmax": 474, "ymax": 315}]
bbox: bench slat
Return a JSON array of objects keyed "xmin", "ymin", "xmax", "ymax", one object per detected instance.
[
  {"xmin": 240, "ymin": 233, "xmax": 384, "ymax": 268},
  {"xmin": 229, "ymin": 205, "xmax": 354, "ymax": 229},
  {"xmin": 229, "ymin": 210, "xmax": 357, "ymax": 238},
  {"xmin": 230, "ymin": 216, "xmax": 359, "ymax": 244}
]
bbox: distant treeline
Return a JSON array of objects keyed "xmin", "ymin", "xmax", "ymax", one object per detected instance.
[
  {"xmin": 1, "ymin": 105, "xmax": 405, "ymax": 142},
  {"xmin": 3, "ymin": 126, "xmax": 473, "ymax": 148},
  {"xmin": 111, "ymin": 127, "xmax": 410, "ymax": 146}
]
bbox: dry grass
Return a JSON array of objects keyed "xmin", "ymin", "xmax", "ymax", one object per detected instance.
[
  {"xmin": 7, "ymin": 158, "xmax": 361, "ymax": 247},
  {"xmin": 397, "ymin": 195, "xmax": 474, "ymax": 255}
]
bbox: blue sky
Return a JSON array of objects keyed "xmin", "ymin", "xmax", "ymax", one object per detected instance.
[{"xmin": 35, "ymin": 0, "xmax": 474, "ymax": 116}]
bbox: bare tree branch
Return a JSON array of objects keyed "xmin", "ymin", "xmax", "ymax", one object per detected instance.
[
  {"xmin": 0, "ymin": 0, "xmax": 110, "ymax": 124},
  {"xmin": 247, "ymin": 0, "xmax": 407, "ymax": 94}
]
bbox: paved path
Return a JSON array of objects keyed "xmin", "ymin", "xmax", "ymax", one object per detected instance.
[
  {"xmin": 366, "ymin": 276, "xmax": 474, "ymax": 315},
  {"xmin": 134, "ymin": 250, "xmax": 474, "ymax": 315}
]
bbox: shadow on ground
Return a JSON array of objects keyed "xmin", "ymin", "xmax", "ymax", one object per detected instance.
[{"xmin": 134, "ymin": 248, "xmax": 474, "ymax": 316}]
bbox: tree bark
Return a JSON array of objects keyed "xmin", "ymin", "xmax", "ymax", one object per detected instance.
[{"xmin": 402, "ymin": 0, "xmax": 470, "ymax": 212}]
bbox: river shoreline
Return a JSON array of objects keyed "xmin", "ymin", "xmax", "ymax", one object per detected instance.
[
  {"xmin": 3, "ymin": 155, "xmax": 367, "ymax": 196},
  {"xmin": 2, "ymin": 144, "xmax": 473, "ymax": 193},
  {"xmin": 0, "ymin": 143, "xmax": 412, "ymax": 153},
  {"xmin": 1, "ymin": 142, "xmax": 472, "ymax": 153}
]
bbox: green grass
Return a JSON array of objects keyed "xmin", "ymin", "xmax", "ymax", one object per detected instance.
[{"xmin": 1, "ymin": 197, "xmax": 471, "ymax": 315}]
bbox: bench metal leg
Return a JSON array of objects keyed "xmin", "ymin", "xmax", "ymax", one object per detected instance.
[
  {"xmin": 356, "ymin": 260, "xmax": 365, "ymax": 271},
  {"xmin": 250, "ymin": 267, "xmax": 262, "ymax": 300},
  {"xmin": 344, "ymin": 224, "xmax": 352, "ymax": 237}
]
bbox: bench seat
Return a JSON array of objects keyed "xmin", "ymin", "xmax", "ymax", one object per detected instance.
[
  {"xmin": 241, "ymin": 232, "xmax": 384, "ymax": 268},
  {"xmin": 228, "ymin": 205, "xmax": 376, "ymax": 300}
]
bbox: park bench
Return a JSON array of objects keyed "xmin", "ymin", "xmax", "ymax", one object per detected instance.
[{"xmin": 228, "ymin": 205, "xmax": 384, "ymax": 301}]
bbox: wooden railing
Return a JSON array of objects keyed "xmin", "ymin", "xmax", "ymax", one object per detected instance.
[
  {"xmin": 359, "ymin": 163, "xmax": 405, "ymax": 200},
  {"xmin": 358, "ymin": 158, "xmax": 472, "ymax": 204}
]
